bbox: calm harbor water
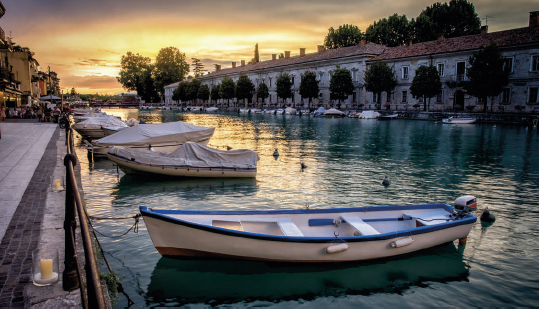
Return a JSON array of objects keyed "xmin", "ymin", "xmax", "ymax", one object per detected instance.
[{"xmin": 74, "ymin": 109, "xmax": 539, "ymax": 307}]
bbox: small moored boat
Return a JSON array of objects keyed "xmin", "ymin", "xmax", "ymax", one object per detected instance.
[
  {"xmin": 140, "ymin": 196, "xmax": 478, "ymax": 262},
  {"xmin": 442, "ymin": 117, "xmax": 476, "ymax": 124},
  {"xmin": 108, "ymin": 142, "xmax": 259, "ymax": 178}
]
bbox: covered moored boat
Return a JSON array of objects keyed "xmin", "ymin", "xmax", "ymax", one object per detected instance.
[
  {"xmin": 108, "ymin": 142, "xmax": 259, "ymax": 178},
  {"xmin": 89, "ymin": 121, "xmax": 215, "ymax": 156}
]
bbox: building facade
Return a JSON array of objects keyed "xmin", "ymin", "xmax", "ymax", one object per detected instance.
[{"xmin": 165, "ymin": 11, "xmax": 539, "ymax": 114}]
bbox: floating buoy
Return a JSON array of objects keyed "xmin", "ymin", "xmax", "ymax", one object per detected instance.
[
  {"xmin": 300, "ymin": 162, "xmax": 307, "ymax": 169},
  {"xmin": 382, "ymin": 175, "xmax": 390, "ymax": 186},
  {"xmin": 480, "ymin": 207, "xmax": 496, "ymax": 223},
  {"xmin": 273, "ymin": 149, "xmax": 279, "ymax": 156},
  {"xmin": 325, "ymin": 243, "xmax": 349, "ymax": 254},
  {"xmin": 391, "ymin": 237, "xmax": 413, "ymax": 248}
]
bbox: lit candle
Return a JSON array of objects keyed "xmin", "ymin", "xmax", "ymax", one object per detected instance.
[
  {"xmin": 54, "ymin": 179, "xmax": 61, "ymax": 190},
  {"xmin": 40, "ymin": 259, "xmax": 53, "ymax": 279}
]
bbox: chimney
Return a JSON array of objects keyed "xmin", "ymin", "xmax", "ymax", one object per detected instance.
[
  {"xmin": 438, "ymin": 33, "xmax": 445, "ymax": 41},
  {"xmin": 284, "ymin": 51, "xmax": 290, "ymax": 59},
  {"xmin": 241, "ymin": 60, "xmax": 245, "ymax": 67},
  {"xmin": 361, "ymin": 37, "xmax": 366, "ymax": 46},
  {"xmin": 481, "ymin": 25, "xmax": 488, "ymax": 35},
  {"xmin": 300, "ymin": 48, "xmax": 306, "ymax": 57},
  {"xmin": 530, "ymin": 11, "xmax": 539, "ymax": 28},
  {"xmin": 232, "ymin": 62, "xmax": 236, "ymax": 68},
  {"xmin": 216, "ymin": 65, "xmax": 221, "ymax": 72},
  {"xmin": 317, "ymin": 45, "xmax": 325, "ymax": 54},
  {"xmin": 272, "ymin": 54, "xmax": 277, "ymax": 61}
]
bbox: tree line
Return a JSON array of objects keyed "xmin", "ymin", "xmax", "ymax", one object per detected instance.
[{"xmin": 324, "ymin": 0, "xmax": 481, "ymax": 49}]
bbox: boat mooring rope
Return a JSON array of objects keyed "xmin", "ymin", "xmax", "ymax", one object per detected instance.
[{"xmin": 90, "ymin": 214, "xmax": 141, "ymax": 238}]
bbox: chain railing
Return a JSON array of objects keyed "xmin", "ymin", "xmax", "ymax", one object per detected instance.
[{"xmin": 63, "ymin": 125, "xmax": 106, "ymax": 308}]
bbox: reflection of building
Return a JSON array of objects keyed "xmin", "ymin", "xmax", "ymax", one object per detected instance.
[
  {"xmin": 187, "ymin": 11, "xmax": 539, "ymax": 114},
  {"xmin": 0, "ymin": 1, "xmax": 22, "ymax": 108}
]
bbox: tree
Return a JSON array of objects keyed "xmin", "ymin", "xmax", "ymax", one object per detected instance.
[
  {"xmin": 329, "ymin": 66, "xmax": 354, "ymax": 104},
  {"xmin": 299, "ymin": 71, "xmax": 319, "ymax": 108},
  {"xmin": 236, "ymin": 74, "xmax": 255, "ymax": 105},
  {"xmin": 191, "ymin": 58, "xmax": 206, "ymax": 77},
  {"xmin": 186, "ymin": 79, "xmax": 201, "ymax": 103},
  {"xmin": 366, "ymin": 14, "xmax": 411, "ymax": 47},
  {"xmin": 465, "ymin": 41, "xmax": 510, "ymax": 113},
  {"xmin": 197, "ymin": 84, "xmax": 210, "ymax": 103},
  {"xmin": 256, "ymin": 82, "xmax": 269, "ymax": 104},
  {"xmin": 410, "ymin": 65, "xmax": 442, "ymax": 111},
  {"xmin": 117, "ymin": 52, "xmax": 151, "ymax": 94},
  {"xmin": 364, "ymin": 61, "xmax": 398, "ymax": 109},
  {"xmin": 140, "ymin": 64, "xmax": 159, "ymax": 102},
  {"xmin": 413, "ymin": 0, "xmax": 480, "ymax": 42},
  {"xmin": 70, "ymin": 87, "xmax": 77, "ymax": 96},
  {"xmin": 210, "ymin": 84, "xmax": 221, "ymax": 104},
  {"xmin": 324, "ymin": 24, "xmax": 363, "ymax": 49},
  {"xmin": 153, "ymin": 47, "xmax": 190, "ymax": 101},
  {"xmin": 276, "ymin": 73, "xmax": 293, "ymax": 103},
  {"xmin": 219, "ymin": 77, "xmax": 235, "ymax": 106},
  {"xmin": 173, "ymin": 81, "xmax": 189, "ymax": 105}
]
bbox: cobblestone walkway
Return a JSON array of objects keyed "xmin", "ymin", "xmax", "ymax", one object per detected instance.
[{"xmin": 0, "ymin": 128, "xmax": 59, "ymax": 307}]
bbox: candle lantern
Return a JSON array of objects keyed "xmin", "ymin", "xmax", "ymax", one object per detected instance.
[
  {"xmin": 50, "ymin": 176, "xmax": 65, "ymax": 192},
  {"xmin": 32, "ymin": 249, "xmax": 59, "ymax": 286}
]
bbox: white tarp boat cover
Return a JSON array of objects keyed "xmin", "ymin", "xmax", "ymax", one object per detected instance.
[
  {"xmin": 95, "ymin": 121, "xmax": 215, "ymax": 147},
  {"xmin": 109, "ymin": 142, "xmax": 259, "ymax": 168},
  {"xmin": 324, "ymin": 108, "xmax": 345, "ymax": 115},
  {"xmin": 315, "ymin": 107, "xmax": 326, "ymax": 115},
  {"xmin": 73, "ymin": 115, "xmax": 128, "ymax": 130},
  {"xmin": 358, "ymin": 111, "xmax": 381, "ymax": 118}
]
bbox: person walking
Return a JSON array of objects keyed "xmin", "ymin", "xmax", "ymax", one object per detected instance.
[
  {"xmin": 10, "ymin": 108, "xmax": 18, "ymax": 123},
  {"xmin": 0, "ymin": 106, "xmax": 6, "ymax": 122}
]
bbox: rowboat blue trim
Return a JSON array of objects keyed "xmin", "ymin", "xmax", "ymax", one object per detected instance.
[{"xmin": 140, "ymin": 205, "xmax": 477, "ymax": 244}]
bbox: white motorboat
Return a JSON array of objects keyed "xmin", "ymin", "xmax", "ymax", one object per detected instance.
[
  {"xmin": 324, "ymin": 108, "xmax": 346, "ymax": 118},
  {"xmin": 313, "ymin": 107, "xmax": 326, "ymax": 117},
  {"xmin": 358, "ymin": 111, "xmax": 381, "ymax": 119},
  {"xmin": 379, "ymin": 113, "xmax": 399, "ymax": 120},
  {"xmin": 72, "ymin": 115, "xmax": 128, "ymax": 138},
  {"xmin": 284, "ymin": 107, "xmax": 296, "ymax": 115},
  {"xmin": 89, "ymin": 121, "xmax": 215, "ymax": 156},
  {"xmin": 108, "ymin": 142, "xmax": 259, "ymax": 178},
  {"xmin": 140, "ymin": 195, "xmax": 478, "ymax": 262},
  {"xmin": 442, "ymin": 117, "xmax": 476, "ymax": 124},
  {"xmin": 205, "ymin": 107, "xmax": 219, "ymax": 112}
]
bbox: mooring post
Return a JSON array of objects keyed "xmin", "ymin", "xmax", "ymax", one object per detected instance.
[{"xmin": 63, "ymin": 153, "xmax": 80, "ymax": 291}]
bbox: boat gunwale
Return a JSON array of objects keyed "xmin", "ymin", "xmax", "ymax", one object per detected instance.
[{"xmin": 140, "ymin": 205, "xmax": 477, "ymax": 243}]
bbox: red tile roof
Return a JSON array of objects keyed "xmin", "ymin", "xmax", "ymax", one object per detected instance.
[
  {"xmin": 201, "ymin": 43, "xmax": 386, "ymax": 79},
  {"xmin": 373, "ymin": 26, "xmax": 539, "ymax": 61}
]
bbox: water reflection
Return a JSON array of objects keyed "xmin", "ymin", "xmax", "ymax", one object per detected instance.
[
  {"xmin": 146, "ymin": 243, "xmax": 468, "ymax": 306},
  {"xmin": 111, "ymin": 175, "xmax": 258, "ymax": 203}
]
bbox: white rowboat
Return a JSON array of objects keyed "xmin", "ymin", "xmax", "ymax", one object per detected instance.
[{"xmin": 140, "ymin": 197, "xmax": 477, "ymax": 263}]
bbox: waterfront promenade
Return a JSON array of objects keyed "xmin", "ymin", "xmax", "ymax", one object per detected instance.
[{"xmin": 0, "ymin": 120, "xmax": 81, "ymax": 307}]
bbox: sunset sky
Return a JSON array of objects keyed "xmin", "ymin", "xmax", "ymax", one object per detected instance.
[{"xmin": 0, "ymin": 0, "xmax": 536, "ymax": 95}]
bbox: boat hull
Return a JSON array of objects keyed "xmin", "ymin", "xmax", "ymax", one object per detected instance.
[
  {"xmin": 108, "ymin": 153, "xmax": 257, "ymax": 178},
  {"xmin": 91, "ymin": 136, "xmax": 212, "ymax": 156},
  {"xmin": 442, "ymin": 118, "xmax": 476, "ymax": 124},
  {"xmin": 140, "ymin": 205, "xmax": 476, "ymax": 263}
]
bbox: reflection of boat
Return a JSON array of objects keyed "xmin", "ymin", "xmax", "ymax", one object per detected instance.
[
  {"xmin": 112, "ymin": 174, "xmax": 258, "ymax": 202},
  {"xmin": 146, "ymin": 242, "xmax": 468, "ymax": 305},
  {"xmin": 379, "ymin": 113, "xmax": 398, "ymax": 120},
  {"xmin": 140, "ymin": 197, "xmax": 476, "ymax": 262},
  {"xmin": 90, "ymin": 121, "xmax": 215, "ymax": 156},
  {"xmin": 205, "ymin": 107, "xmax": 219, "ymax": 112},
  {"xmin": 324, "ymin": 108, "xmax": 346, "ymax": 118},
  {"xmin": 107, "ymin": 142, "xmax": 260, "ymax": 178},
  {"xmin": 284, "ymin": 107, "xmax": 296, "ymax": 115},
  {"xmin": 442, "ymin": 117, "xmax": 476, "ymax": 124}
]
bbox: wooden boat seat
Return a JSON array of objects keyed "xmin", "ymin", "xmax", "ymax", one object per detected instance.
[
  {"xmin": 340, "ymin": 215, "xmax": 380, "ymax": 236},
  {"xmin": 209, "ymin": 217, "xmax": 304, "ymax": 237},
  {"xmin": 403, "ymin": 210, "xmax": 449, "ymax": 226}
]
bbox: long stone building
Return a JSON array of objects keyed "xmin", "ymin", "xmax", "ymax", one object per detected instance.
[{"xmin": 166, "ymin": 11, "xmax": 539, "ymax": 114}]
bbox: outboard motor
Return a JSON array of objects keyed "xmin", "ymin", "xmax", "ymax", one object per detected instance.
[{"xmin": 453, "ymin": 195, "xmax": 477, "ymax": 213}]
